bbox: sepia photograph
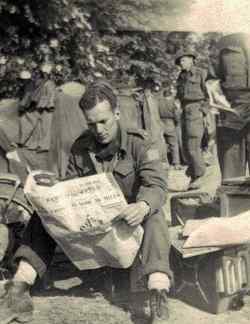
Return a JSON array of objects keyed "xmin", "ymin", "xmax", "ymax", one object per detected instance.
[{"xmin": 0, "ymin": 1, "xmax": 250, "ymax": 324}]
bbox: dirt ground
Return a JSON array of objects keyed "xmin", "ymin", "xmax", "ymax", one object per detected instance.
[
  {"xmin": 29, "ymin": 292, "xmax": 250, "ymax": 324},
  {"xmin": 2, "ymin": 262, "xmax": 250, "ymax": 324},
  {"xmin": 1, "ymin": 150, "xmax": 249, "ymax": 324},
  {"xmin": 2, "ymin": 257, "xmax": 250, "ymax": 324}
]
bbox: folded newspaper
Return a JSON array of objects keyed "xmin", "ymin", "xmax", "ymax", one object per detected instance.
[{"xmin": 24, "ymin": 171, "xmax": 144, "ymax": 270}]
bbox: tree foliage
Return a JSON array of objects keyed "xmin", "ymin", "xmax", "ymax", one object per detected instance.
[{"xmin": 0, "ymin": 0, "xmax": 223, "ymax": 98}]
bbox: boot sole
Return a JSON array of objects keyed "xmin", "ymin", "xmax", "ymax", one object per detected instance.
[{"xmin": 0, "ymin": 311, "xmax": 33, "ymax": 324}]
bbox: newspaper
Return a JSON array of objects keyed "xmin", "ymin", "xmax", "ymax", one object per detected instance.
[
  {"xmin": 209, "ymin": 103, "xmax": 239, "ymax": 115},
  {"xmin": 24, "ymin": 171, "xmax": 144, "ymax": 270},
  {"xmin": 205, "ymin": 79, "xmax": 250, "ymax": 129}
]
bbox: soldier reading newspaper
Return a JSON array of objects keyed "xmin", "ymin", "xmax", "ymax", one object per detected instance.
[{"xmin": 0, "ymin": 82, "xmax": 171, "ymax": 324}]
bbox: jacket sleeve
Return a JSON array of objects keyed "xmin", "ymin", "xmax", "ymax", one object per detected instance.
[
  {"xmin": 64, "ymin": 152, "xmax": 81, "ymax": 179},
  {"xmin": 135, "ymin": 139, "xmax": 167, "ymax": 215}
]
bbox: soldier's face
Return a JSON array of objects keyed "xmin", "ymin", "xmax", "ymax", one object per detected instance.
[
  {"xmin": 179, "ymin": 56, "xmax": 194, "ymax": 71},
  {"xmin": 84, "ymin": 100, "xmax": 120, "ymax": 144}
]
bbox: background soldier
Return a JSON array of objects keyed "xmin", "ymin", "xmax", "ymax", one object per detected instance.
[
  {"xmin": 216, "ymin": 33, "xmax": 250, "ymax": 180},
  {"xmin": 176, "ymin": 50, "xmax": 209, "ymax": 189},
  {"xmin": 159, "ymin": 85, "xmax": 182, "ymax": 168}
]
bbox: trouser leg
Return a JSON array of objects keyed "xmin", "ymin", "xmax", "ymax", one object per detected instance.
[
  {"xmin": 186, "ymin": 135, "xmax": 206, "ymax": 179},
  {"xmin": 14, "ymin": 213, "xmax": 57, "ymax": 278},
  {"xmin": 178, "ymin": 123, "xmax": 187, "ymax": 164},
  {"xmin": 130, "ymin": 210, "xmax": 171, "ymax": 322},
  {"xmin": 183, "ymin": 116, "xmax": 205, "ymax": 179},
  {"xmin": 140, "ymin": 210, "xmax": 171, "ymax": 278},
  {"xmin": 166, "ymin": 134, "xmax": 180, "ymax": 165},
  {"xmin": 216, "ymin": 127, "xmax": 246, "ymax": 180}
]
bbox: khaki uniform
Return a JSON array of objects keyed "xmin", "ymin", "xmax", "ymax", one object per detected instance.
[
  {"xmin": 14, "ymin": 125, "xmax": 171, "ymax": 281},
  {"xmin": 177, "ymin": 66, "xmax": 208, "ymax": 179},
  {"xmin": 158, "ymin": 97, "xmax": 181, "ymax": 165}
]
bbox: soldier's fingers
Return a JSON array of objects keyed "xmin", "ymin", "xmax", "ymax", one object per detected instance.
[
  {"xmin": 123, "ymin": 208, "xmax": 140, "ymax": 220},
  {"xmin": 124, "ymin": 214, "xmax": 136, "ymax": 223},
  {"xmin": 125, "ymin": 212, "xmax": 139, "ymax": 222},
  {"xmin": 126, "ymin": 218, "xmax": 139, "ymax": 226},
  {"xmin": 126, "ymin": 214, "xmax": 144, "ymax": 226},
  {"xmin": 127, "ymin": 217, "xmax": 141, "ymax": 226}
]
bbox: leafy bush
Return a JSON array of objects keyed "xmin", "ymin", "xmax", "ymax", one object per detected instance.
[{"xmin": 0, "ymin": 1, "xmax": 223, "ymax": 98}]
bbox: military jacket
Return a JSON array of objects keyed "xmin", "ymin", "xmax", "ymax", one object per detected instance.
[
  {"xmin": 66, "ymin": 125, "xmax": 167, "ymax": 215},
  {"xmin": 177, "ymin": 66, "xmax": 208, "ymax": 102}
]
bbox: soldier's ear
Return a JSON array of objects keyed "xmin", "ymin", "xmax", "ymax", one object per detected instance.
[{"xmin": 114, "ymin": 109, "xmax": 120, "ymax": 120}]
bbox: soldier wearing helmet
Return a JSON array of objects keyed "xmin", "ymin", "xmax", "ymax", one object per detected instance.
[{"xmin": 175, "ymin": 49, "xmax": 209, "ymax": 189}]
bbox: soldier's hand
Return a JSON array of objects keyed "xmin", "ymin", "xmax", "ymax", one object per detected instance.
[{"xmin": 119, "ymin": 201, "xmax": 150, "ymax": 226}]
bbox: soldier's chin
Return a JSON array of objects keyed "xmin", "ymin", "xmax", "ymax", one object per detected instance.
[{"xmin": 97, "ymin": 135, "xmax": 110, "ymax": 144}]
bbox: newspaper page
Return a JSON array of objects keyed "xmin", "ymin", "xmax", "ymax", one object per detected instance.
[{"xmin": 24, "ymin": 171, "xmax": 144, "ymax": 270}]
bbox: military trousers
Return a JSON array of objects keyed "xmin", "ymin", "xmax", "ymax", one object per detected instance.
[
  {"xmin": 181, "ymin": 102, "xmax": 206, "ymax": 179},
  {"xmin": 183, "ymin": 120, "xmax": 206, "ymax": 179},
  {"xmin": 13, "ymin": 209, "xmax": 172, "ymax": 281},
  {"xmin": 164, "ymin": 133, "xmax": 180, "ymax": 165}
]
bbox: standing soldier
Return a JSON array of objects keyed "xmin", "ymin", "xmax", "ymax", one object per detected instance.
[{"xmin": 175, "ymin": 50, "xmax": 209, "ymax": 189}]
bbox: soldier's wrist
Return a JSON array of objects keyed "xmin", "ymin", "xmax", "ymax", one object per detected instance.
[{"xmin": 137, "ymin": 200, "xmax": 151, "ymax": 216}]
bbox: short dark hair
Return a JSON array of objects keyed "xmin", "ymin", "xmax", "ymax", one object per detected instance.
[{"xmin": 79, "ymin": 81, "xmax": 117, "ymax": 112}]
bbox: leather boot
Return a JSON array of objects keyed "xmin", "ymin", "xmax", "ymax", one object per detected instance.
[
  {"xmin": 149, "ymin": 289, "xmax": 169, "ymax": 323},
  {"xmin": 0, "ymin": 280, "xmax": 33, "ymax": 324}
]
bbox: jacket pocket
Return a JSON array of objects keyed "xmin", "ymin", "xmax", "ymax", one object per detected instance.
[
  {"xmin": 114, "ymin": 159, "xmax": 135, "ymax": 177},
  {"xmin": 184, "ymin": 102, "xmax": 203, "ymax": 121},
  {"xmin": 185, "ymin": 75, "xmax": 204, "ymax": 99},
  {"xmin": 113, "ymin": 159, "xmax": 136, "ymax": 200}
]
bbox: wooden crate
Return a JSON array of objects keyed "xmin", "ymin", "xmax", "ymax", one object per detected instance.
[
  {"xmin": 217, "ymin": 183, "xmax": 250, "ymax": 217},
  {"xmin": 171, "ymin": 244, "xmax": 250, "ymax": 313},
  {"xmin": 170, "ymin": 191, "xmax": 218, "ymax": 226}
]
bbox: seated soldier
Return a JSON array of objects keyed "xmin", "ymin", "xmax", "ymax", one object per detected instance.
[{"xmin": 0, "ymin": 82, "xmax": 171, "ymax": 324}]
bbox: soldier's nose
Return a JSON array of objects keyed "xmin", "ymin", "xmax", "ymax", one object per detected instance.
[{"xmin": 96, "ymin": 123, "xmax": 104, "ymax": 133}]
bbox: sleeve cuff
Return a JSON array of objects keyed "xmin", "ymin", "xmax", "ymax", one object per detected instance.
[{"xmin": 136, "ymin": 187, "xmax": 166, "ymax": 216}]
